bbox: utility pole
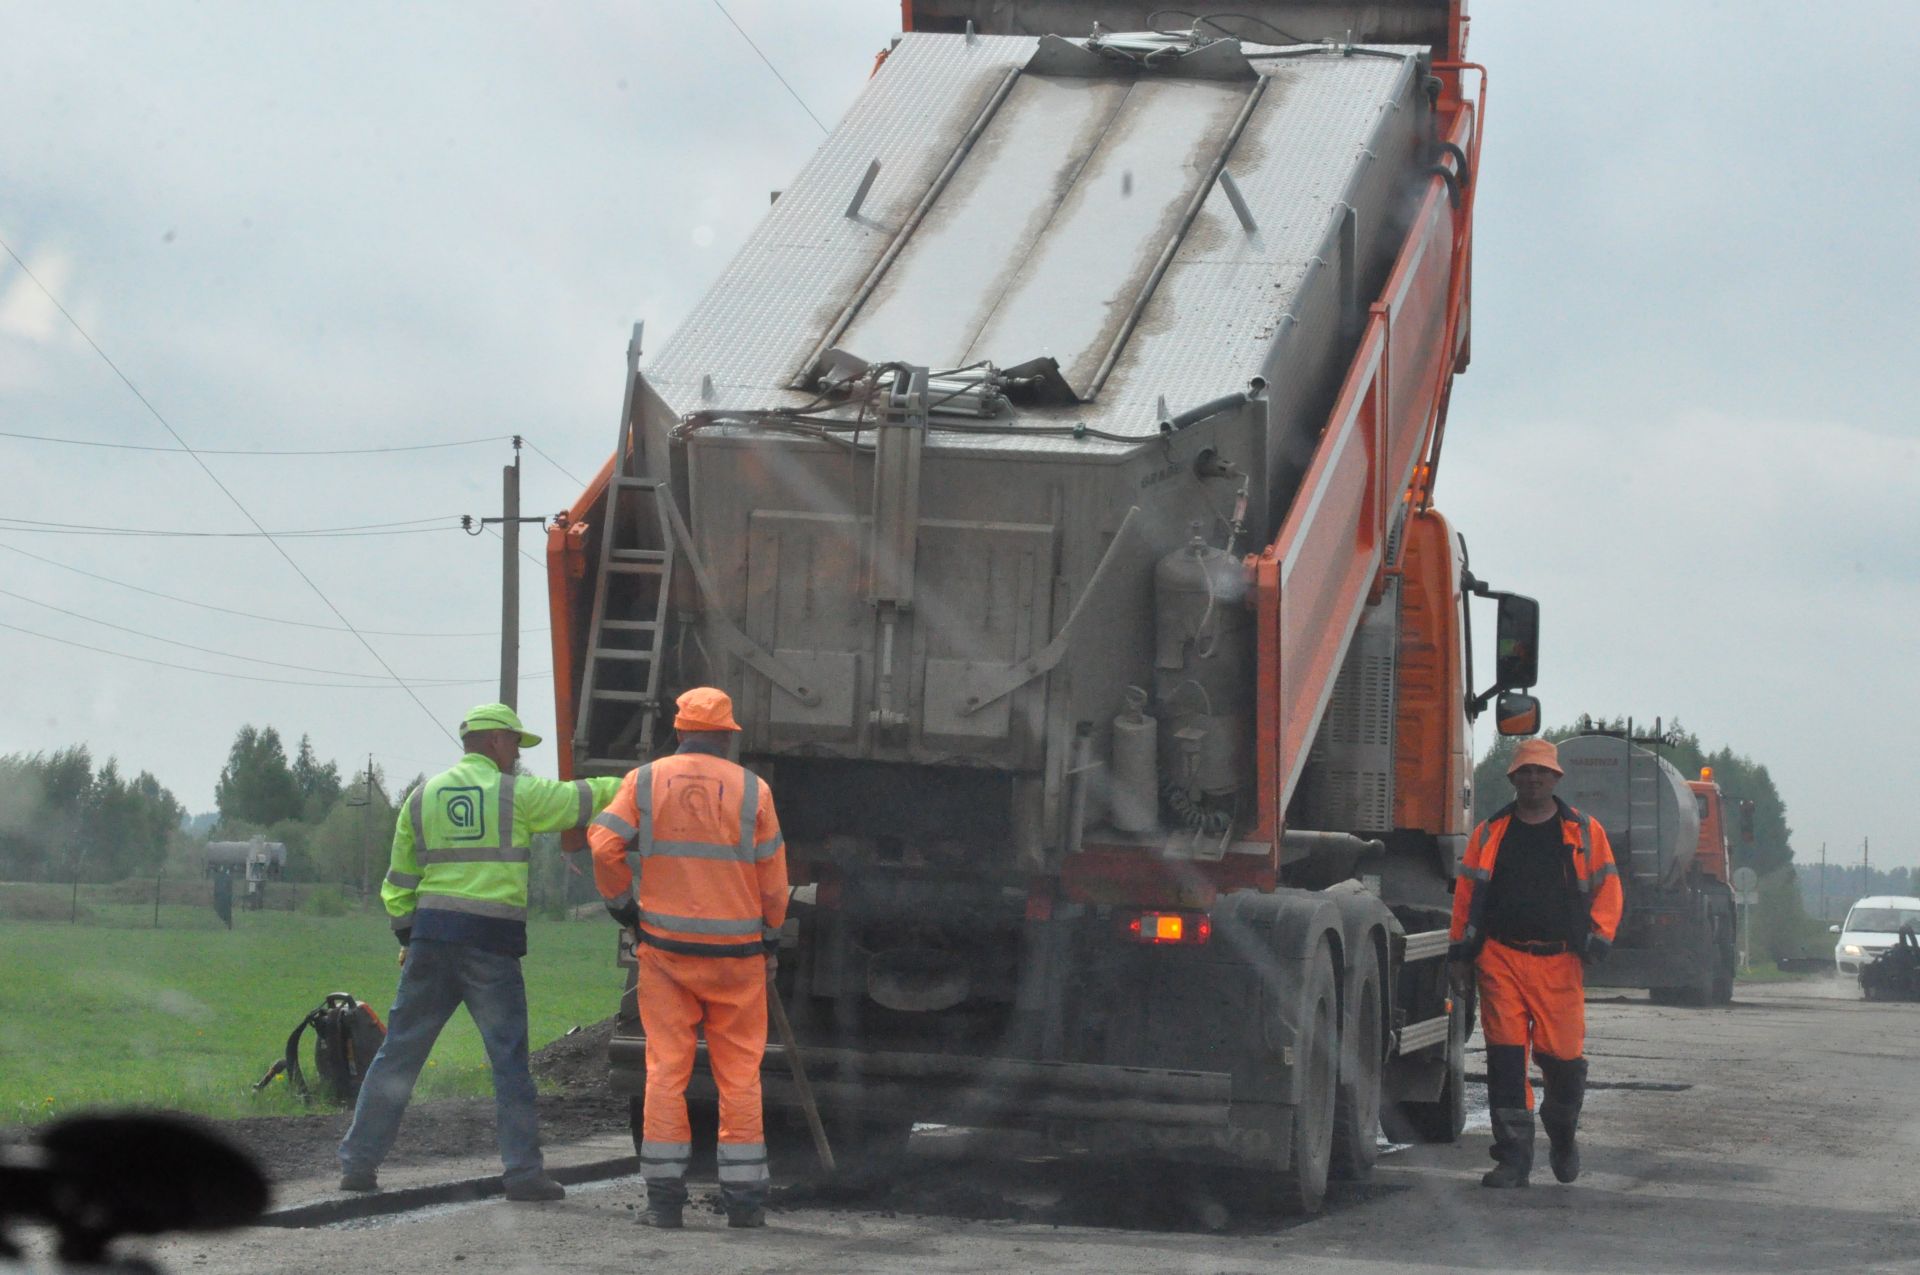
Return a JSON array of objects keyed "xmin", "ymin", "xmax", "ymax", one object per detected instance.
[
  {"xmin": 1862, "ymin": 835, "xmax": 1870, "ymax": 899},
  {"xmin": 345, "ymin": 756, "xmax": 376, "ymax": 905},
  {"xmin": 501, "ymin": 443, "xmax": 521, "ymax": 707},
  {"xmin": 1819, "ymin": 842, "xmax": 1826, "ymax": 922},
  {"xmin": 362, "ymin": 756, "xmax": 377, "ymax": 901},
  {"xmin": 462, "ymin": 437, "xmax": 547, "ymax": 711}
]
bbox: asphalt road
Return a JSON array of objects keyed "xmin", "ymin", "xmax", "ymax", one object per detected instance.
[{"xmin": 137, "ymin": 976, "xmax": 1920, "ymax": 1274}]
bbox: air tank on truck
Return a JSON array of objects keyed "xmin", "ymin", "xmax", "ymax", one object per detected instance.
[
  {"xmin": 548, "ymin": 0, "xmax": 1546, "ymax": 1211},
  {"xmin": 1557, "ymin": 730, "xmax": 1739, "ymax": 1004}
]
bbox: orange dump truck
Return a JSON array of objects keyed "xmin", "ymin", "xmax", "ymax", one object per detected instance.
[{"xmin": 548, "ymin": 0, "xmax": 1541, "ymax": 1209}]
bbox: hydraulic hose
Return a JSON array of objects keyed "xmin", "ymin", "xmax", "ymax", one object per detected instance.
[{"xmin": 1160, "ymin": 377, "xmax": 1267, "ymax": 434}]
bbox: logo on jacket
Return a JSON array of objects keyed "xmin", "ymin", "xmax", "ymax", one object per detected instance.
[{"xmin": 441, "ymin": 787, "xmax": 486, "ymax": 842}]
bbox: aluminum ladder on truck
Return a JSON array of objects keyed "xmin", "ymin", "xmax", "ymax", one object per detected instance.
[{"xmin": 572, "ymin": 326, "xmax": 677, "ymax": 776}]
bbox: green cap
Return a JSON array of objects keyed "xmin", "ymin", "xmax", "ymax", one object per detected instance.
[{"xmin": 458, "ymin": 702, "xmax": 542, "ymax": 748}]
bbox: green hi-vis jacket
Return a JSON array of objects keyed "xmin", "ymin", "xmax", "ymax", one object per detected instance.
[{"xmin": 383, "ymin": 754, "xmax": 620, "ymax": 956}]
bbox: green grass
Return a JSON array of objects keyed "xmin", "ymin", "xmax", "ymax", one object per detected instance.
[
  {"xmin": 1735, "ymin": 963, "xmax": 1827, "ymax": 984},
  {"xmin": 0, "ymin": 912, "xmax": 628, "ymax": 1127}
]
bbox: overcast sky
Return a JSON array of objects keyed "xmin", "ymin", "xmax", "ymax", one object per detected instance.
[{"xmin": 2, "ymin": 2, "xmax": 1915, "ymax": 868}]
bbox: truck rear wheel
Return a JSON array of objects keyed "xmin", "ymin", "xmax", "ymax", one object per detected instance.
[
  {"xmin": 1384, "ymin": 995, "xmax": 1466, "ymax": 1144},
  {"xmin": 1275, "ymin": 940, "xmax": 1338, "ymax": 1213},
  {"xmin": 1710, "ymin": 905, "xmax": 1737, "ymax": 1004},
  {"xmin": 1330, "ymin": 941, "xmax": 1382, "ymax": 1182}
]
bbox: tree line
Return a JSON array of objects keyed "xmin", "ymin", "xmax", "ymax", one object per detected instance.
[
  {"xmin": 209, "ymin": 725, "xmax": 415, "ymax": 894},
  {"xmin": 0, "ymin": 748, "xmax": 184, "ymax": 882},
  {"xmin": 2, "ymin": 723, "xmax": 594, "ymax": 916}
]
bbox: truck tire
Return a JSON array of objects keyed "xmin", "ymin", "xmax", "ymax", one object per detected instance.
[
  {"xmin": 1385, "ymin": 995, "xmax": 1466, "ymax": 1143},
  {"xmin": 1651, "ymin": 982, "xmax": 1710, "ymax": 1007},
  {"xmin": 1330, "ymin": 941, "xmax": 1382, "ymax": 1182},
  {"xmin": 1710, "ymin": 903, "xmax": 1737, "ymax": 1004},
  {"xmin": 1276, "ymin": 940, "xmax": 1338, "ymax": 1213}
]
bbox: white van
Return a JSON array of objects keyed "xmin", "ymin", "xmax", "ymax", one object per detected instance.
[{"xmin": 1832, "ymin": 896, "xmax": 1920, "ymax": 975}]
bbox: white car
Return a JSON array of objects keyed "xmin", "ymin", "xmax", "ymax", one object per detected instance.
[{"xmin": 1832, "ymin": 896, "xmax": 1920, "ymax": 975}]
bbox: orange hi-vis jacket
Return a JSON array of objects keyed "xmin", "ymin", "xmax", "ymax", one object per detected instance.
[
  {"xmin": 1449, "ymin": 799, "xmax": 1623, "ymax": 959},
  {"xmin": 587, "ymin": 752, "xmax": 788, "ymax": 957}
]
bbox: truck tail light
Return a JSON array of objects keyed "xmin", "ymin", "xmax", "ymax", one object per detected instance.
[{"xmin": 1124, "ymin": 911, "xmax": 1211, "ymax": 945}]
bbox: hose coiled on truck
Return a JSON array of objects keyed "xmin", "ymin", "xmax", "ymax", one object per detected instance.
[{"xmin": 1162, "ymin": 778, "xmax": 1233, "ymax": 836}]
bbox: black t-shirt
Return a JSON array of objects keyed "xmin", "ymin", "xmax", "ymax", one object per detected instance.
[{"xmin": 1482, "ymin": 814, "xmax": 1578, "ymax": 945}]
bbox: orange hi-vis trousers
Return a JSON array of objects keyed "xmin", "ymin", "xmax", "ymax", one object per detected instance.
[
  {"xmin": 637, "ymin": 945, "xmax": 770, "ymax": 1197},
  {"xmin": 1476, "ymin": 938, "xmax": 1585, "ymax": 1111}
]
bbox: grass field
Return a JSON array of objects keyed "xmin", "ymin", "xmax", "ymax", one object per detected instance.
[{"xmin": 0, "ymin": 910, "xmax": 628, "ymax": 1126}]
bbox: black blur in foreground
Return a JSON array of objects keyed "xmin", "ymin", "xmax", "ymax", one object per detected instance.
[{"xmin": 0, "ymin": 1112, "xmax": 269, "ymax": 1269}]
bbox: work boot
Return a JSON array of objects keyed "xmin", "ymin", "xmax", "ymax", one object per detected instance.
[
  {"xmin": 723, "ymin": 1189, "xmax": 768, "ymax": 1229},
  {"xmin": 1481, "ymin": 1107, "xmax": 1534, "ymax": 1188},
  {"xmin": 641, "ymin": 1179, "xmax": 687, "ymax": 1229},
  {"xmin": 1538, "ymin": 1055, "xmax": 1588, "ymax": 1184},
  {"xmin": 503, "ymin": 1173, "xmax": 567, "ymax": 1203},
  {"xmin": 337, "ymin": 1170, "xmax": 378, "ymax": 1193}
]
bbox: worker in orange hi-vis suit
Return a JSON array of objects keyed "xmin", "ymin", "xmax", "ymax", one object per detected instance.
[
  {"xmin": 587, "ymin": 687, "xmax": 788, "ymax": 1231},
  {"xmin": 1448, "ymin": 737, "xmax": 1622, "ymax": 1190}
]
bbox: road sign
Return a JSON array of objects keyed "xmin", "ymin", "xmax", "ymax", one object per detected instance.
[{"xmin": 1733, "ymin": 867, "xmax": 1759, "ymax": 893}]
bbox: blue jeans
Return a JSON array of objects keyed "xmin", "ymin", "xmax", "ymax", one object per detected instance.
[{"xmin": 338, "ymin": 939, "xmax": 545, "ymax": 1185}]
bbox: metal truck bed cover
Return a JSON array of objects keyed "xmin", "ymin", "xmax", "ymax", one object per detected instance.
[{"xmin": 643, "ymin": 31, "xmax": 1424, "ymax": 455}]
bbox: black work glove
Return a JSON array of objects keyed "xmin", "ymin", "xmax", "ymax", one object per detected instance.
[
  {"xmin": 1447, "ymin": 957, "xmax": 1474, "ymax": 996},
  {"xmin": 606, "ymin": 899, "xmax": 640, "ymax": 931},
  {"xmin": 1582, "ymin": 933, "xmax": 1612, "ymax": 968},
  {"xmin": 395, "ymin": 927, "xmax": 412, "ymax": 948}
]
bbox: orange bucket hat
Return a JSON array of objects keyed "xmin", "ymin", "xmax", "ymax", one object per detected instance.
[
  {"xmin": 675, "ymin": 686, "xmax": 741, "ymax": 732},
  {"xmin": 1506, "ymin": 737, "xmax": 1563, "ymax": 776}
]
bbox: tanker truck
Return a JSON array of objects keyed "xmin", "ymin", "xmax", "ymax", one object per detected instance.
[
  {"xmin": 546, "ymin": 1, "xmax": 1543, "ymax": 1210},
  {"xmin": 1558, "ymin": 733, "xmax": 1739, "ymax": 1005}
]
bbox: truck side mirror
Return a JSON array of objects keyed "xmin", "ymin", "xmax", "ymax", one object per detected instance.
[
  {"xmin": 1494, "ymin": 692, "xmax": 1541, "ymax": 737},
  {"xmin": 1494, "ymin": 593, "xmax": 1539, "ymax": 690}
]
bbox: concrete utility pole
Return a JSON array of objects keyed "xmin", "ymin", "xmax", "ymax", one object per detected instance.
[
  {"xmin": 1862, "ymin": 836, "xmax": 1870, "ymax": 898},
  {"xmin": 501, "ymin": 445, "xmax": 521, "ymax": 706},
  {"xmin": 462, "ymin": 437, "xmax": 548, "ymax": 711},
  {"xmin": 1819, "ymin": 842, "xmax": 1827, "ymax": 922}
]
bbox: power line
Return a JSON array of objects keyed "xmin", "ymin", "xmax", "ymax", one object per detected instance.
[
  {"xmin": 0, "ymin": 232, "xmax": 457, "ymax": 741},
  {"xmin": 0, "ymin": 429, "xmax": 515, "ymax": 456},
  {"xmin": 0, "ymin": 541, "xmax": 544, "ymax": 637},
  {"xmin": 708, "ymin": 0, "xmax": 830, "ymax": 135},
  {"xmin": 523, "ymin": 437, "xmax": 587, "ymax": 488},
  {"xmin": 0, "ymin": 616, "xmax": 549, "ymax": 691},
  {"xmin": 0, "ymin": 515, "xmax": 457, "ymax": 539},
  {"xmin": 0, "ymin": 585, "xmax": 516, "ymax": 683}
]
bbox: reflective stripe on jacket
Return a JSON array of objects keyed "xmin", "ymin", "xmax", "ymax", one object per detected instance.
[
  {"xmin": 382, "ymin": 754, "xmax": 620, "ymax": 942},
  {"xmin": 1448, "ymin": 798, "xmax": 1623, "ymax": 958},
  {"xmin": 587, "ymin": 752, "xmax": 788, "ymax": 956}
]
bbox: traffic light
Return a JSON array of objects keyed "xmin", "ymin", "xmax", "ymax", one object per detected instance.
[{"xmin": 1738, "ymin": 800, "xmax": 1756, "ymax": 844}]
